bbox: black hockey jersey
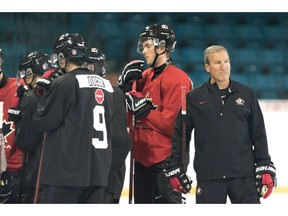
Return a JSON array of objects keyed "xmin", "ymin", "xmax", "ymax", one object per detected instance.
[
  {"xmin": 106, "ymin": 86, "xmax": 131, "ymax": 198},
  {"xmin": 15, "ymin": 90, "xmax": 44, "ymax": 187},
  {"xmin": 34, "ymin": 68, "xmax": 114, "ymax": 187}
]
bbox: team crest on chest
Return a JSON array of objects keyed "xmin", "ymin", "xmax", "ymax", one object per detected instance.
[
  {"xmin": 236, "ymin": 97, "xmax": 245, "ymax": 106},
  {"xmin": 95, "ymin": 89, "xmax": 104, "ymax": 104}
]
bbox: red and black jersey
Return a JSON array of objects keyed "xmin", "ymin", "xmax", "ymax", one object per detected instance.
[
  {"xmin": 0, "ymin": 75, "xmax": 23, "ymax": 172},
  {"xmin": 34, "ymin": 68, "xmax": 114, "ymax": 186},
  {"xmin": 131, "ymin": 64, "xmax": 193, "ymax": 167}
]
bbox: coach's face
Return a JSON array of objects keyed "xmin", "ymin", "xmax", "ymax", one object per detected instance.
[{"xmin": 205, "ymin": 50, "xmax": 230, "ymax": 89}]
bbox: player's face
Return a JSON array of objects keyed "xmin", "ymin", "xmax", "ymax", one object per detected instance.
[
  {"xmin": 87, "ymin": 63, "xmax": 95, "ymax": 72},
  {"xmin": 141, "ymin": 39, "xmax": 156, "ymax": 66},
  {"xmin": 56, "ymin": 53, "xmax": 66, "ymax": 69},
  {"xmin": 24, "ymin": 68, "xmax": 34, "ymax": 85},
  {"xmin": 205, "ymin": 50, "xmax": 230, "ymax": 88}
]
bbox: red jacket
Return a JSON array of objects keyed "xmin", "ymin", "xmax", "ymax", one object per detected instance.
[
  {"xmin": 0, "ymin": 76, "xmax": 23, "ymax": 172},
  {"xmin": 131, "ymin": 64, "xmax": 192, "ymax": 167}
]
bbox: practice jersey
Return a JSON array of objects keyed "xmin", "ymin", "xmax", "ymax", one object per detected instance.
[
  {"xmin": 34, "ymin": 68, "xmax": 114, "ymax": 187},
  {"xmin": 0, "ymin": 75, "xmax": 23, "ymax": 172},
  {"xmin": 132, "ymin": 64, "xmax": 192, "ymax": 167},
  {"xmin": 15, "ymin": 90, "xmax": 44, "ymax": 186}
]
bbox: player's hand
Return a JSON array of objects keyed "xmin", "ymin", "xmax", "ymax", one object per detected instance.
[
  {"xmin": 165, "ymin": 166, "xmax": 192, "ymax": 194},
  {"xmin": 7, "ymin": 107, "xmax": 21, "ymax": 123},
  {"xmin": 7, "ymin": 84, "xmax": 28, "ymax": 123},
  {"xmin": 118, "ymin": 60, "xmax": 144, "ymax": 92},
  {"xmin": 34, "ymin": 68, "xmax": 62, "ymax": 96},
  {"xmin": 125, "ymin": 91, "xmax": 156, "ymax": 120},
  {"xmin": 255, "ymin": 163, "xmax": 277, "ymax": 199}
]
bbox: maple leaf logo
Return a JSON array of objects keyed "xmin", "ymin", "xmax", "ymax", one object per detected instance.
[{"xmin": 2, "ymin": 119, "xmax": 15, "ymax": 143}]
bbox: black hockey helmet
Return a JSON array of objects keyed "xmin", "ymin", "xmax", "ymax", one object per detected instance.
[
  {"xmin": 86, "ymin": 47, "xmax": 106, "ymax": 78},
  {"xmin": 53, "ymin": 33, "xmax": 87, "ymax": 62},
  {"xmin": 18, "ymin": 51, "xmax": 52, "ymax": 79},
  {"xmin": 137, "ymin": 24, "xmax": 176, "ymax": 54}
]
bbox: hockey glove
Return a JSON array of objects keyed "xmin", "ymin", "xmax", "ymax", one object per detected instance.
[
  {"xmin": 255, "ymin": 163, "xmax": 277, "ymax": 199},
  {"xmin": 7, "ymin": 107, "xmax": 21, "ymax": 123},
  {"xmin": 165, "ymin": 166, "xmax": 192, "ymax": 194},
  {"xmin": 7, "ymin": 84, "xmax": 28, "ymax": 123},
  {"xmin": 125, "ymin": 91, "xmax": 156, "ymax": 120},
  {"xmin": 34, "ymin": 68, "xmax": 62, "ymax": 96},
  {"xmin": 118, "ymin": 60, "xmax": 144, "ymax": 93}
]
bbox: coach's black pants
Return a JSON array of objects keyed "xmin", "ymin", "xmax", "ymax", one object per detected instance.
[{"xmin": 196, "ymin": 176, "xmax": 260, "ymax": 204}]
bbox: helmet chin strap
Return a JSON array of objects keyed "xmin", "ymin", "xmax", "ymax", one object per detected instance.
[
  {"xmin": 24, "ymin": 74, "xmax": 36, "ymax": 90},
  {"xmin": 59, "ymin": 60, "xmax": 68, "ymax": 74},
  {"xmin": 151, "ymin": 47, "xmax": 166, "ymax": 68}
]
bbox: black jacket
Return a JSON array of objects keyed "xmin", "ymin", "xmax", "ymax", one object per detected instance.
[{"xmin": 171, "ymin": 79, "xmax": 272, "ymax": 181}]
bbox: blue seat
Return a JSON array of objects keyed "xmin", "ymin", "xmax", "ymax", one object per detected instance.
[
  {"xmin": 261, "ymin": 25, "xmax": 285, "ymax": 40},
  {"xmin": 234, "ymin": 24, "xmax": 263, "ymax": 40},
  {"xmin": 205, "ymin": 24, "xmax": 235, "ymax": 40},
  {"xmin": 175, "ymin": 23, "xmax": 205, "ymax": 41},
  {"xmin": 259, "ymin": 49, "xmax": 284, "ymax": 65},
  {"xmin": 252, "ymin": 73, "xmax": 282, "ymax": 92},
  {"xmin": 283, "ymin": 75, "xmax": 288, "ymax": 90},
  {"xmin": 230, "ymin": 73, "xmax": 249, "ymax": 86},
  {"xmin": 190, "ymin": 71, "xmax": 209, "ymax": 88},
  {"xmin": 181, "ymin": 47, "xmax": 204, "ymax": 64},
  {"xmin": 237, "ymin": 48, "xmax": 260, "ymax": 64}
]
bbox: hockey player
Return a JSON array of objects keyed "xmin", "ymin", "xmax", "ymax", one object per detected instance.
[
  {"xmin": 7, "ymin": 51, "xmax": 61, "ymax": 203},
  {"xmin": 34, "ymin": 33, "xmax": 114, "ymax": 203},
  {"xmin": 118, "ymin": 24, "xmax": 193, "ymax": 203},
  {"xmin": 170, "ymin": 45, "xmax": 276, "ymax": 203},
  {"xmin": 0, "ymin": 48, "xmax": 24, "ymax": 203},
  {"xmin": 87, "ymin": 47, "xmax": 130, "ymax": 203}
]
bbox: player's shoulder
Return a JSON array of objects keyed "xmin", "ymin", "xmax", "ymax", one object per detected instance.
[
  {"xmin": 112, "ymin": 86, "xmax": 124, "ymax": 96},
  {"xmin": 167, "ymin": 64, "xmax": 189, "ymax": 77}
]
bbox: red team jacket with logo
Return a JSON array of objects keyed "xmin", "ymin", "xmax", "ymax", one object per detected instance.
[
  {"xmin": 131, "ymin": 64, "xmax": 192, "ymax": 167},
  {"xmin": 0, "ymin": 76, "xmax": 23, "ymax": 172}
]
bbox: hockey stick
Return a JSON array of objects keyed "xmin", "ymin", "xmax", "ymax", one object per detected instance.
[
  {"xmin": 128, "ymin": 71, "xmax": 150, "ymax": 204},
  {"xmin": 33, "ymin": 132, "xmax": 47, "ymax": 204},
  {"xmin": 128, "ymin": 80, "xmax": 136, "ymax": 204},
  {"xmin": 181, "ymin": 86, "xmax": 187, "ymax": 204},
  {"xmin": 17, "ymin": 152, "xmax": 27, "ymax": 203}
]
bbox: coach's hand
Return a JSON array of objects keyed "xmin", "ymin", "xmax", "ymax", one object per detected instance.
[
  {"xmin": 255, "ymin": 163, "xmax": 277, "ymax": 199},
  {"xmin": 118, "ymin": 60, "xmax": 144, "ymax": 93}
]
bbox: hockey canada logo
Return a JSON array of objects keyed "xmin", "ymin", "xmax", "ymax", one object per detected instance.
[
  {"xmin": 2, "ymin": 119, "xmax": 15, "ymax": 143},
  {"xmin": 236, "ymin": 97, "xmax": 245, "ymax": 106},
  {"xmin": 95, "ymin": 89, "xmax": 104, "ymax": 104}
]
